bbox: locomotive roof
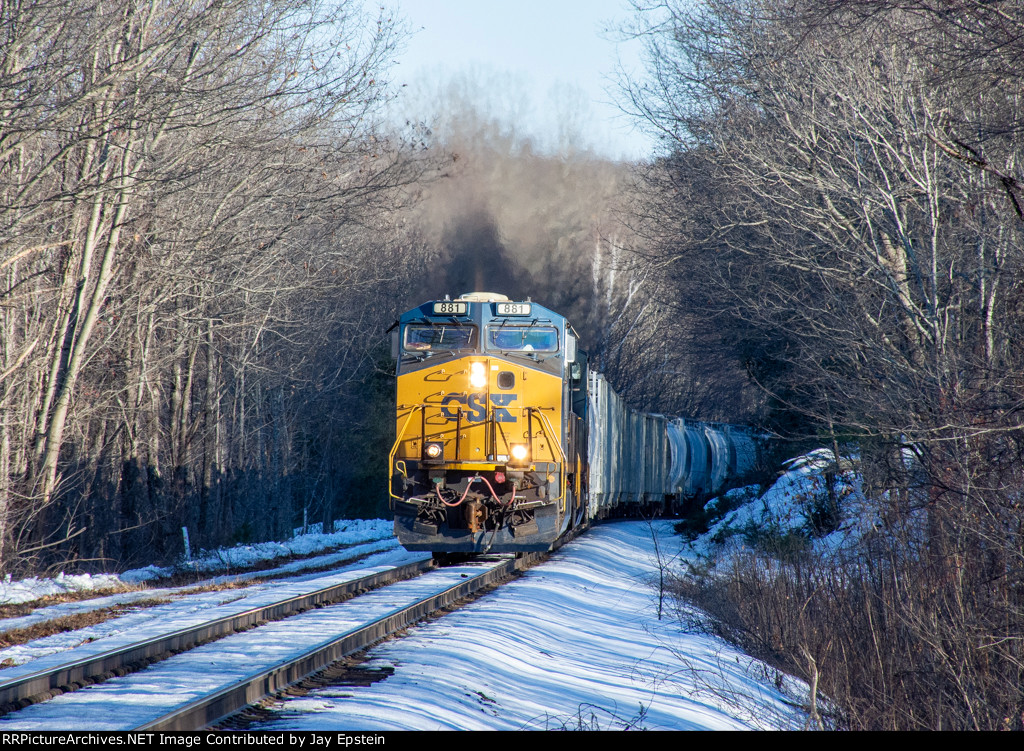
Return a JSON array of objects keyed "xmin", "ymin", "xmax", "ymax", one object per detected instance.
[
  {"xmin": 457, "ymin": 291, "xmax": 508, "ymax": 302},
  {"xmin": 402, "ymin": 295, "xmax": 566, "ymax": 325}
]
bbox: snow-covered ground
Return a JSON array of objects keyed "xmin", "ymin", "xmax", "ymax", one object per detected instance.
[
  {"xmin": 0, "ymin": 519, "xmax": 395, "ymax": 606},
  {"xmin": 0, "ymin": 558, "xmax": 501, "ymax": 730},
  {"xmin": 253, "ymin": 521, "xmax": 806, "ymax": 730},
  {"xmin": 0, "ymin": 454, "xmax": 848, "ymax": 730},
  {"xmin": 688, "ymin": 448, "xmax": 865, "ymax": 561},
  {"xmin": 0, "ymin": 544, "xmax": 428, "ymax": 673}
]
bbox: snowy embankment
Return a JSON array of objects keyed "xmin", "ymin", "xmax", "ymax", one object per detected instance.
[
  {"xmin": 0, "ymin": 519, "xmax": 395, "ymax": 606},
  {"xmin": 689, "ymin": 448, "xmax": 866, "ymax": 560}
]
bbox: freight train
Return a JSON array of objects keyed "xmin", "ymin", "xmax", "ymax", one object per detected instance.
[{"xmin": 389, "ymin": 292, "xmax": 760, "ymax": 554}]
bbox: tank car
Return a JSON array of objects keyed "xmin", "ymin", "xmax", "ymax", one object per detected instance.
[
  {"xmin": 389, "ymin": 293, "xmax": 590, "ymax": 553},
  {"xmin": 665, "ymin": 419, "xmax": 760, "ymax": 506}
]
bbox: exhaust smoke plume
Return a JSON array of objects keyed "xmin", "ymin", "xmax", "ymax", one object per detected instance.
[{"xmin": 422, "ymin": 209, "xmax": 535, "ymax": 302}]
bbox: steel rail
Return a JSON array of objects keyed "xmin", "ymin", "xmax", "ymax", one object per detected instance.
[
  {"xmin": 0, "ymin": 558, "xmax": 433, "ymax": 713},
  {"xmin": 136, "ymin": 555, "xmax": 534, "ymax": 731}
]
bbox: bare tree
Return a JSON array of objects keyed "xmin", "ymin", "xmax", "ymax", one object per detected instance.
[
  {"xmin": 624, "ymin": 0, "xmax": 1024, "ymax": 729},
  {"xmin": 0, "ymin": 0, "xmax": 435, "ymax": 570}
]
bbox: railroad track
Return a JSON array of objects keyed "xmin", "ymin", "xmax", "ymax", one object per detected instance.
[
  {"xmin": 0, "ymin": 558, "xmax": 432, "ymax": 716},
  {"xmin": 0, "ymin": 552, "xmax": 545, "ymax": 730}
]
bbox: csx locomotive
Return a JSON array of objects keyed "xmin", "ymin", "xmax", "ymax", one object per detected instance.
[{"xmin": 389, "ymin": 293, "xmax": 759, "ymax": 554}]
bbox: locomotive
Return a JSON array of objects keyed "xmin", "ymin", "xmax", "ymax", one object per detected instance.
[{"xmin": 389, "ymin": 292, "xmax": 759, "ymax": 554}]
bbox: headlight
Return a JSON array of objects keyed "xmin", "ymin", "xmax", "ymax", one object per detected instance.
[
  {"xmin": 469, "ymin": 361, "xmax": 487, "ymax": 389},
  {"xmin": 510, "ymin": 444, "xmax": 529, "ymax": 462},
  {"xmin": 424, "ymin": 442, "xmax": 443, "ymax": 460}
]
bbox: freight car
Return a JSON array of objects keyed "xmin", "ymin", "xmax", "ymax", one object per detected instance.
[{"xmin": 389, "ymin": 293, "xmax": 759, "ymax": 554}]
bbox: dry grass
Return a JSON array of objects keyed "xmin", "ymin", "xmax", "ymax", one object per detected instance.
[
  {"xmin": 675, "ymin": 498, "xmax": 1024, "ymax": 730},
  {"xmin": 0, "ymin": 598, "xmax": 172, "ymax": 660},
  {"xmin": 0, "ymin": 583, "xmax": 145, "ymax": 620}
]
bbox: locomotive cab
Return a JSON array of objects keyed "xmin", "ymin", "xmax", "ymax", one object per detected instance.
[{"xmin": 390, "ymin": 292, "xmax": 588, "ymax": 553}]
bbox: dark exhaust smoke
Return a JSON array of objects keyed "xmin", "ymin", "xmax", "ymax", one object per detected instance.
[{"xmin": 422, "ymin": 209, "xmax": 535, "ymax": 301}]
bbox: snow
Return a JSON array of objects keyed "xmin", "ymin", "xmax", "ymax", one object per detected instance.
[
  {"xmin": 251, "ymin": 522, "xmax": 805, "ymax": 731},
  {"xmin": 688, "ymin": 447, "xmax": 866, "ymax": 561},
  {"xmin": 0, "ymin": 456, "xmax": 845, "ymax": 730},
  {"xmin": 0, "ymin": 544, "xmax": 423, "ymax": 670},
  {"xmin": 0, "ymin": 518, "xmax": 395, "ymax": 610},
  {"xmin": 0, "ymin": 519, "xmax": 395, "ymax": 604},
  {"xmin": 0, "ymin": 573, "xmax": 129, "ymax": 606},
  {"xmin": 0, "ymin": 560, "xmax": 507, "ymax": 730},
  {"xmin": 120, "ymin": 519, "xmax": 395, "ymax": 583}
]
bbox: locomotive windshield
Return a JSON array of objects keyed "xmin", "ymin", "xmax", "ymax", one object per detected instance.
[
  {"xmin": 404, "ymin": 324, "xmax": 477, "ymax": 353},
  {"xmin": 487, "ymin": 325, "xmax": 558, "ymax": 352}
]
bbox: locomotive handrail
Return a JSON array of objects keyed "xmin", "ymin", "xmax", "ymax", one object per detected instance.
[
  {"xmin": 389, "ymin": 405, "xmax": 424, "ymax": 502},
  {"xmin": 526, "ymin": 407, "xmax": 566, "ymax": 463},
  {"xmin": 526, "ymin": 406, "xmax": 567, "ymax": 511}
]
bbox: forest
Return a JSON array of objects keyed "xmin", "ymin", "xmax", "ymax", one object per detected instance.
[
  {"xmin": 1, "ymin": 0, "xmax": 1022, "ymax": 729},
  {"xmin": 0, "ymin": 0, "xmax": 675, "ymax": 573},
  {"xmin": 627, "ymin": 0, "xmax": 1024, "ymax": 730},
  {"xmin": 0, "ymin": 0, "xmax": 439, "ymax": 571}
]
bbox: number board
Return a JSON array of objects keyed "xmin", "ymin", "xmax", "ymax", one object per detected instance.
[
  {"xmin": 432, "ymin": 301, "xmax": 468, "ymax": 315},
  {"xmin": 495, "ymin": 302, "xmax": 531, "ymax": 316}
]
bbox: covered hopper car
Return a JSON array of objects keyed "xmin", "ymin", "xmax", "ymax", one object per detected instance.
[{"xmin": 389, "ymin": 293, "xmax": 759, "ymax": 554}]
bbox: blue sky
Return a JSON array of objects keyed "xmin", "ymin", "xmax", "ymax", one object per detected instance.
[{"xmin": 387, "ymin": 0, "xmax": 657, "ymax": 160}]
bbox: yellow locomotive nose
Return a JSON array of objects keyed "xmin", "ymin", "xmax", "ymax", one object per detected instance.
[{"xmin": 391, "ymin": 293, "xmax": 574, "ymax": 554}]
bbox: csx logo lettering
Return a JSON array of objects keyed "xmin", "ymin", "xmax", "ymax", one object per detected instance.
[{"xmin": 441, "ymin": 393, "xmax": 517, "ymax": 423}]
